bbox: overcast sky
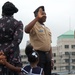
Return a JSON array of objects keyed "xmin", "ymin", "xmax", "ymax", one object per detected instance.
[{"xmin": 0, "ymin": 0, "xmax": 75, "ymax": 49}]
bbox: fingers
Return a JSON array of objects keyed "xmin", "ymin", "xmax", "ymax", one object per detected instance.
[
  {"xmin": 0, "ymin": 59, "xmax": 5, "ymax": 65},
  {"xmin": 0, "ymin": 55, "xmax": 6, "ymax": 65},
  {"xmin": 0, "ymin": 51, "xmax": 4, "ymax": 55},
  {"xmin": 38, "ymin": 8, "xmax": 43, "ymax": 16},
  {"xmin": 38, "ymin": 8, "xmax": 46, "ymax": 18},
  {"xmin": 0, "ymin": 55, "xmax": 6, "ymax": 59},
  {"xmin": 0, "ymin": 51, "xmax": 6, "ymax": 64},
  {"xmin": 51, "ymin": 60, "xmax": 54, "ymax": 67},
  {"xmin": 0, "ymin": 60, "xmax": 3, "ymax": 64},
  {"xmin": 39, "ymin": 8, "xmax": 43, "ymax": 13}
]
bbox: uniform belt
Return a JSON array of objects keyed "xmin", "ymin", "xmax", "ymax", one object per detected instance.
[{"xmin": 36, "ymin": 50, "xmax": 50, "ymax": 54}]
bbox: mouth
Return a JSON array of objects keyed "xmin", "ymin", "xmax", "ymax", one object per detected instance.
[{"xmin": 43, "ymin": 17, "xmax": 46, "ymax": 21}]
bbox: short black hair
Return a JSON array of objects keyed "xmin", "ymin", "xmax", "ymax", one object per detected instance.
[
  {"xmin": 2, "ymin": 1, "xmax": 18, "ymax": 16},
  {"xmin": 28, "ymin": 51, "xmax": 39, "ymax": 63},
  {"xmin": 25, "ymin": 43, "xmax": 33, "ymax": 56},
  {"xmin": 34, "ymin": 6, "xmax": 45, "ymax": 17},
  {"xmin": 25, "ymin": 44, "xmax": 39, "ymax": 63}
]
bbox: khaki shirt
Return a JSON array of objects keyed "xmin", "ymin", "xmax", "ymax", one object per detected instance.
[{"xmin": 30, "ymin": 22, "xmax": 52, "ymax": 51}]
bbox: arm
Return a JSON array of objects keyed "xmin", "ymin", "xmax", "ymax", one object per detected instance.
[
  {"xmin": 4, "ymin": 21, "xmax": 23, "ymax": 54},
  {"xmin": 42, "ymin": 71, "xmax": 44, "ymax": 75},
  {"xmin": 5, "ymin": 61, "xmax": 21, "ymax": 73},
  {"xmin": 0, "ymin": 55, "xmax": 21, "ymax": 73},
  {"xmin": 25, "ymin": 8, "xmax": 45, "ymax": 33},
  {"xmin": 25, "ymin": 17, "xmax": 39, "ymax": 33}
]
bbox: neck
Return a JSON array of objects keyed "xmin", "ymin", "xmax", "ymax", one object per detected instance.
[
  {"xmin": 38, "ymin": 21, "xmax": 44, "ymax": 25},
  {"xmin": 30, "ymin": 63, "xmax": 37, "ymax": 68}
]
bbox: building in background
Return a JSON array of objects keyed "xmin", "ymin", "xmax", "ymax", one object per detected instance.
[
  {"xmin": 52, "ymin": 30, "xmax": 75, "ymax": 74},
  {"xmin": 20, "ymin": 30, "xmax": 75, "ymax": 74},
  {"xmin": 20, "ymin": 40, "xmax": 30, "ymax": 66}
]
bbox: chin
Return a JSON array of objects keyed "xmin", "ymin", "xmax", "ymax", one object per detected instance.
[
  {"xmin": 43, "ymin": 18, "xmax": 46, "ymax": 21},
  {"xmin": 43, "ymin": 20, "xmax": 46, "ymax": 22}
]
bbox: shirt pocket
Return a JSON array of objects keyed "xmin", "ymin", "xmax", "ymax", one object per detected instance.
[{"xmin": 37, "ymin": 29, "xmax": 45, "ymax": 35}]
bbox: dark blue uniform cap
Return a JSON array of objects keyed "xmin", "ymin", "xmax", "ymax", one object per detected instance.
[{"xmin": 33, "ymin": 6, "xmax": 45, "ymax": 17}]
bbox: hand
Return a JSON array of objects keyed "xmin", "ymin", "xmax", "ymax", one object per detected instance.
[
  {"xmin": 37, "ymin": 8, "xmax": 46, "ymax": 19},
  {"xmin": 0, "ymin": 51, "xmax": 4, "ymax": 55},
  {"xmin": 51, "ymin": 59, "xmax": 54, "ymax": 70},
  {"xmin": 0, "ymin": 55, "xmax": 6, "ymax": 65}
]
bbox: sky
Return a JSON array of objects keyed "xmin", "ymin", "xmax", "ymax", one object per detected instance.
[{"xmin": 0, "ymin": 0, "xmax": 75, "ymax": 49}]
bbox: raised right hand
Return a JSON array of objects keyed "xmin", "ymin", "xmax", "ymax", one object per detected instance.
[{"xmin": 37, "ymin": 8, "xmax": 46, "ymax": 19}]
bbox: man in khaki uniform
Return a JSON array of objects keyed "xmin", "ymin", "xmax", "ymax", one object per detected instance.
[{"xmin": 25, "ymin": 6, "xmax": 54, "ymax": 75}]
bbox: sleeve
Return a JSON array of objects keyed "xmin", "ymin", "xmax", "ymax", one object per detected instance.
[
  {"xmin": 4, "ymin": 21, "xmax": 23, "ymax": 54},
  {"xmin": 21, "ymin": 67, "xmax": 28, "ymax": 74},
  {"xmin": 21, "ymin": 65, "xmax": 30, "ymax": 74},
  {"xmin": 40, "ymin": 68, "xmax": 43, "ymax": 75},
  {"xmin": 30, "ymin": 25, "xmax": 36, "ymax": 36},
  {"xmin": 48, "ymin": 28, "xmax": 52, "ymax": 43},
  {"xmin": 50, "ymin": 32, "xmax": 52, "ymax": 43}
]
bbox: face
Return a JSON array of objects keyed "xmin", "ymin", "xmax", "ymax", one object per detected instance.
[
  {"xmin": 41, "ymin": 11, "xmax": 46, "ymax": 22},
  {"xmin": 39, "ymin": 8, "xmax": 47, "ymax": 22}
]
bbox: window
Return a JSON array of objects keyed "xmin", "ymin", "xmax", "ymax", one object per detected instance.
[
  {"xmin": 71, "ymin": 45, "xmax": 75, "ymax": 49},
  {"xmin": 65, "ymin": 59, "xmax": 69, "ymax": 63},
  {"xmin": 54, "ymin": 53, "xmax": 56, "ymax": 57},
  {"xmin": 72, "ymin": 66, "xmax": 75, "ymax": 69},
  {"xmin": 65, "ymin": 52, "xmax": 69, "ymax": 55},
  {"xmin": 21, "ymin": 55, "xmax": 27, "ymax": 58},
  {"xmin": 54, "ymin": 60, "xmax": 56, "ymax": 63},
  {"xmin": 65, "ymin": 66, "xmax": 69, "ymax": 70},
  {"xmin": 64, "ymin": 45, "xmax": 69, "ymax": 49},
  {"xmin": 72, "ymin": 52, "xmax": 75, "ymax": 55},
  {"xmin": 54, "ymin": 66, "xmax": 56, "ymax": 70},
  {"xmin": 22, "ymin": 61, "xmax": 29, "ymax": 64},
  {"xmin": 72, "ymin": 59, "xmax": 75, "ymax": 63}
]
